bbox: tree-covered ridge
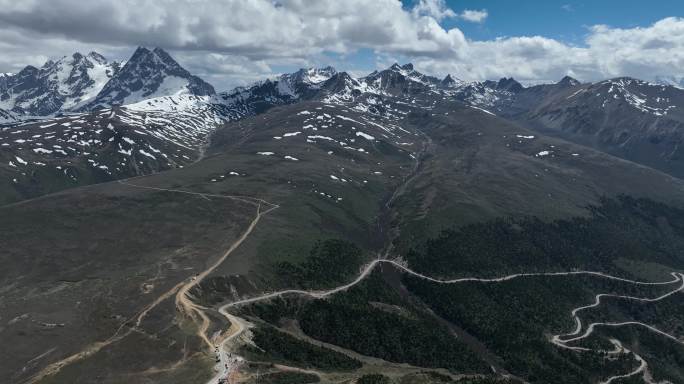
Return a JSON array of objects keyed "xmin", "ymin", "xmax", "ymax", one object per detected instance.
[
  {"xmin": 275, "ymin": 239, "xmax": 365, "ymax": 289},
  {"xmin": 299, "ymin": 298, "xmax": 488, "ymax": 373},
  {"xmin": 243, "ymin": 269, "xmax": 489, "ymax": 375},
  {"xmin": 404, "ymin": 275, "xmax": 643, "ymax": 383},
  {"xmin": 401, "ymin": 196, "xmax": 684, "ymax": 383},
  {"xmin": 238, "ymin": 197, "xmax": 684, "ymax": 383},
  {"xmin": 243, "ymin": 325, "xmax": 362, "ymax": 371},
  {"xmin": 253, "ymin": 371, "xmax": 320, "ymax": 384},
  {"xmin": 407, "ymin": 196, "xmax": 684, "ymax": 279},
  {"xmin": 356, "ymin": 374, "xmax": 390, "ymax": 384}
]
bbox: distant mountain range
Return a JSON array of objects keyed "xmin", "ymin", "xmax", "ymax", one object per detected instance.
[
  {"xmin": 2, "ymin": 47, "xmax": 681, "ymax": 121},
  {"xmin": 2, "ymin": 46, "xmax": 684, "ymax": 202}
]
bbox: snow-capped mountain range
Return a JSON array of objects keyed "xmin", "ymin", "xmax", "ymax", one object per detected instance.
[
  {"xmin": 2, "ymin": 46, "xmax": 682, "ymax": 124},
  {"xmin": 3, "ymin": 46, "xmax": 684, "ymax": 202}
]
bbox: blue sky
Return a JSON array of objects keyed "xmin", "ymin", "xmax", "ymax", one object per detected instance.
[{"xmin": 433, "ymin": 0, "xmax": 683, "ymax": 43}]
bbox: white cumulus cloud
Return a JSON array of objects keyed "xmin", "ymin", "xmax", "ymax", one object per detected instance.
[
  {"xmin": 459, "ymin": 9, "xmax": 488, "ymax": 23},
  {"xmin": 412, "ymin": 0, "xmax": 457, "ymax": 21},
  {"xmin": 0, "ymin": 0, "xmax": 681, "ymax": 89}
]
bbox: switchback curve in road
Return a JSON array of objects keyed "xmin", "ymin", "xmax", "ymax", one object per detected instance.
[{"xmin": 209, "ymin": 258, "xmax": 683, "ymax": 384}]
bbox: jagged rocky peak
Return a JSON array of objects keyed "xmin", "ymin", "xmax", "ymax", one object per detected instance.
[
  {"xmin": 71, "ymin": 52, "xmax": 85, "ymax": 61},
  {"xmin": 359, "ymin": 62, "xmax": 441, "ymax": 94},
  {"xmin": 496, "ymin": 77, "xmax": 524, "ymax": 93},
  {"xmin": 44, "ymin": 51, "xmax": 109, "ymax": 71},
  {"xmin": 64, "ymin": 51, "xmax": 119, "ymax": 81},
  {"xmin": 85, "ymin": 46, "xmax": 215, "ymax": 109},
  {"xmin": 558, "ymin": 75, "xmax": 580, "ymax": 86},
  {"xmin": 374, "ymin": 62, "xmax": 414, "ymax": 78},
  {"xmin": 390, "ymin": 63, "xmax": 441, "ymax": 82},
  {"xmin": 323, "ymin": 71, "xmax": 355, "ymax": 84},
  {"xmin": 481, "ymin": 79, "xmax": 497, "ymax": 88},
  {"xmin": 320, "ymin": 71, "xmax": 361, "ymax": 94},
  {"xmin": 387, "ymin": 62, "xmax": 416, "ymax": 73},
  {"xmin": 15, "ymin": 65, "xmax": 39, "ymax": 79},
  {"xmin": 237, "ymin": 66, "xmax": 339, "ymax": 101},
  {"xmin": 124, "ymin": 46, "xmax": 180, "ymax": 71},
  {"xmin": 0, "ymin": 51, "xmax": 120, "ymax": 115},
  {"xmin": 87, "ymin": 51, "xmax": 108, "ymax": 65},
  {"xmin": 286, "ymin": 66, "xmax": 338, "ymax": 85},
  {"xmin": 441, "ymin": 74, "xmax": 464, "ymax": 87}
]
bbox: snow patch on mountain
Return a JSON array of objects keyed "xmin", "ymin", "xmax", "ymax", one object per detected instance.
[
  {"xmin": 85, "ymin": 47, "xmax": 214, "ymax": 109},
  {"xmin": 598, "ymin": 78, "xmax": 677, "ymax": 116},
  {"xmin": 0, "ymin": 52, "xmax": 120, "ymax": 116}
]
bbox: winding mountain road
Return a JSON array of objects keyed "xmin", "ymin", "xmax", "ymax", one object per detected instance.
[
  {"xmin": 118, "ymin": 176, "xmax": 684, "ymax": 384},
  {"xmin": 21, "ymin": 179, "xmax": 682, "ymax": 384},
  {"xmin": 552, "ymin": 273, "xmax": 684, "ymax": 350},
  {"xmin": 209, "ymin": 258, "xmax": 684, "ymax": 384}
]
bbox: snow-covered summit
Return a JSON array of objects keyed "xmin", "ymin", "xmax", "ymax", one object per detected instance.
[
  {"xmin": 441, "ymin": 74, "xmax": 465, "ymax": 88},
  {"xmin": 0, "ymin": 52, "xmax": 120, "ymax": 116},
  {"xmin": 284, "ymin": 66, "xmax": 338, "ymax": 85},
  {"xmin": 558, "ymin": 76, "xmax": 580, "ymax": 87},
  {"xmin": 83, "ymin": 47, "xmax": 215, "ymax": 109},
  {"xmin": 215, "ymin": 66, "xmax": 340, "ymax": 114},
  {"xmin": 358, "ymin": 63, "xmax": 443, "ymax": 96}
]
